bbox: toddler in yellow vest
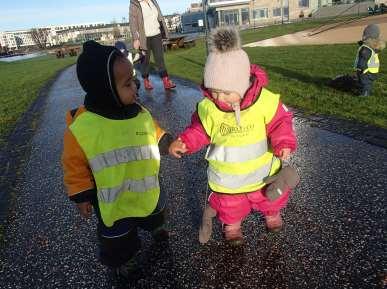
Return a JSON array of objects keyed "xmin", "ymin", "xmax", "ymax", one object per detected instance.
[
  {"xmin": 62, "ymin": 41, "xmax": 173, "ymax": 281},
  {"xmin": 354, "ymin": 24, "xmax": 385, "ymax": 97},
  {"xmin": 169, "ymin": 27, "xmax": 297, "ymax": 246}
]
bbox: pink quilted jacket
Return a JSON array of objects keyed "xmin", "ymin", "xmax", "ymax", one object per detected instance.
[{"xmin": 179, "ymin": 64, "xmax": 297, "ymax": 156}]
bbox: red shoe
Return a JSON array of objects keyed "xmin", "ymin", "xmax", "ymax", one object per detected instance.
[
  {"xmin": 162, "ymin": 76, "xmax": 176, "ymax": 90},
  {"xmin": 143, "ymin": 78, "xmax": 153, "ymax": 90},
  {"xmin": 224, "ymin": 224, "xmax": 244, "ymax": 246},
  {"xmin": 265, "ymin": 213, "xmax": 283, "ymax": 232}
]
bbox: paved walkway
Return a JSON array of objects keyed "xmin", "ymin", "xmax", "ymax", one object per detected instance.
[
  {"xmin": 244, "ymin": 14, "xmax": 387, "ymax": 47},
  {"xmin": 0, "ymin": 66, "xmax": 386, "ymax": 289}
]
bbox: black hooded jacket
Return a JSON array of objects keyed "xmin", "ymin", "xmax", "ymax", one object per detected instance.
[
  {"xmin": 69, "ymin": 41, "xmax": 172, "ymax": 203},
  {"xmin": 76, "ymin": 40, "xmax": 141, "ymax": 119}
]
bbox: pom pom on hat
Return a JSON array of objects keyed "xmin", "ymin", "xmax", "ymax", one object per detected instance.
[
  {"xmin": 209, "ymin": 26, "xmax": 241, "ymax": 53},
  {"xmin": 204, "ymin": 27, "xmax": 251, "ymax": 98}
]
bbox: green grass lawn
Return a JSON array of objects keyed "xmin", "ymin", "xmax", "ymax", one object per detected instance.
[
  {"xmin": 164, "ymin": 24, "xmax": 387, "ymax": 128},
  {"xmin": 0, "ymin": 55, "xmax": 76, "ymax": 143}
]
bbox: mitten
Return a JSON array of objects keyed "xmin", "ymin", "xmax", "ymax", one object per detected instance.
[
  {"xmin": 264, "ymin": 166, "xmax": 300, "ymax": 201},
  {"xmin": 198, "ymin": 206, "xmax": 217, "ymax": 244}
]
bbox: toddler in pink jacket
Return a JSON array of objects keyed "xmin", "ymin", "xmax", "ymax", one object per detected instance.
[{"xmin": 169, "ymin": 27, "xmax": 297, "ymax": 246}]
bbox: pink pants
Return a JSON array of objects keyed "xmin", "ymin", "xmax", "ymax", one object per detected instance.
[{"xmin": 208, "ymin": 187, "xmax": 290, "ymax": 225}]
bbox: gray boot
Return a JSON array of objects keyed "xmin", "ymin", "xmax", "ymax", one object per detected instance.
[{"xmin": 198, "ymin": 206, "xmax": 217, "ymax": 244}]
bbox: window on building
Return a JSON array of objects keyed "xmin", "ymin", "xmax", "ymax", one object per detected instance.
[
  {"xmin": 253, "ymin": 8, "xmax": 268, "ymax": 19},
  {"xmin": 299, "ymin": 0, "xmax": 309, "ymax": 7},
  {"xmin": 273, "ymin": 7, "xmax": 281, "ymax": 17},
  {"xmin": 283, "ymin": 7, "xmax": 289, "ymax": 17},
  {"xmin": 219, "ymin": 9, "xmax": 239, "ymax": 26},
  {"xmin": 241, "ymin": 8, "xmax": 250, "ymax": 25}
]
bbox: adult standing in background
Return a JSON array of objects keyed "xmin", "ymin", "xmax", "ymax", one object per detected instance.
[{"xmin": 129, "ymin": 0, "xmax": 176, "ymax": 90}]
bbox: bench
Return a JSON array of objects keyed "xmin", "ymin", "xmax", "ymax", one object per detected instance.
[
  {"xmin": 162, "ymin": 36, "xmax": 186, "ymax": 51},
  {"xmin": 183, "ymin": 39, "xmax": 196, "ymax": 48}
]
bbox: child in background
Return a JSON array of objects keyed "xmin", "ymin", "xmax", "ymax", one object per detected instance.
[
  {"xmin": 62, "ymin": 41, "xmax": 173, "ymax": 280},
  {"xmin": 169, "ymin": 27, "xmax": 297, "ymax": 246},
  {"xmin": 354, "ymin": 24, "xmax": 385, "ymax": 97}
]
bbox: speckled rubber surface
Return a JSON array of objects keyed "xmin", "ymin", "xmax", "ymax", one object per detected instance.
[{"xmin": 0, "ymin": 66, "xmax": 385, "ymax": 289}]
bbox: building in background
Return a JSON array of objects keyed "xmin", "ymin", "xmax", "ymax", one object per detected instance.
[
  {"xmin": 0, "ymin": 30, "xmax": 36, "ymax": 50},
  {"xmin": 204, "ymin": 0, "xmax": 370, "ymax": 28},
  {"xmin": 53, "ymin": 23, "xmax": 131, "ymax": 46},
  {"xmin": 164, "ymin": 14, "xmax": 182, "ymax": 33},
  {"xmin": 208, "ymin": 0, "xmax": 251, "ymax": 27},
  {"xmin": 250, "ymin": 0, "xmax": 315, "ymax": 26},
  {"xmin": 208, "ymin": 0, "xmax": 314, "ymax": 27},
  {"xmin": 0, "ymin": 22, "xmax": 131, "ymax": 51},
  {"xmin": 189, "ymin": 2, "xmax": 204, "ymax": 12},
  {"xmin": 0, "ymin": 32, "xmax": 17, "ymax": 51}
]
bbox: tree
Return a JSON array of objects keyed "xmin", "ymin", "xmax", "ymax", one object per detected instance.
[
  {"xmin": 110, "ymin": 20, "xmax": 121, "ymax": 40},
  {"xmin": 30, "ymin": 28, "xmax": 49, "ymax": 49},
  {"xmin": 112, "ymin": 25, "xmax": 121, "ymax": 40}
]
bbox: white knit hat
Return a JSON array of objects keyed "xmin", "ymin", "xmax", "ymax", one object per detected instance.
[{"xmin": 204, "ymin": 27, "xmax": 250, "ymax": 98}]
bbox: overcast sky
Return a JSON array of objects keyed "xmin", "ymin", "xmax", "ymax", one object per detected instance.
[{"xmin": 0, "ymin": 0, "xmax": 194, "ymax": 31}]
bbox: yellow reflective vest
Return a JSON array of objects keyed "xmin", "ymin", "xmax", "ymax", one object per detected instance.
[
  {"xmin": 198, "ymin": 88, "xmax": 281, "ymax": 194},
  {"xmin": 354, "ymin": 44, "xmax": 380, "ymax": 74},
  {"xmin": 69, "ymin": 109, "xmax": 160, "ymax": 227}
]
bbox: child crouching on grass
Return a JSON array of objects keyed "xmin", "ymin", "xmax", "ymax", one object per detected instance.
[
  {"xmin": 169, "ymin": 27, "xmax": 297, "ymax": 246},
  {"xmin": 354, "ymin": 24, "xmax": 385, "ymax": 97}
]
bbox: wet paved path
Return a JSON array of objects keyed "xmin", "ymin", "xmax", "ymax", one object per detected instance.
[{"xmin": 0, "ymin": 66, "xmax": 386, "ymax": 289}]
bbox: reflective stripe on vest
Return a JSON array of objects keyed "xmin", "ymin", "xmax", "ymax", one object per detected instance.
[
  {"xmin": 99, "ymin": 175, "xmax": 159, "ymax": 203},
  {"xmin": 354, "ymin": 44, "xmax": 380, "ymax": 74},
  {"xmin": 207, "ymin": 159, "xmax": 274, "ymax": 189},
  {"xmin": 89, "ymin": 144, "xmax": 160, "ymax": 173},
  {"xmin": 206, "ymin": 139, "xmax": 268, "ymax": 163},
  {"xmin": 69, "ymin": 109, "xmax": 160, "ymax": 227},
  {"xmin": 198, "ymin": 88, "xmax": 282, "ymax": 194}
]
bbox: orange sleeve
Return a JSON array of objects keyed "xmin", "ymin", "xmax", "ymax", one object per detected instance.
[
  {"xmin": 62, "ymin": 108, "xmax": 95, "ymax": 198},
  {"xmin": 153, "ymin": 119, "xmax": 166, "ymax": 142},
  {"xmin": 139, "ymin": 104, "xmax": 166, "ymax": 142}
]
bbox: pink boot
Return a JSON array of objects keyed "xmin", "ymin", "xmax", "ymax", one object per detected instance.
[
  {"xmin": 265, "ymin": 213, "xmax": 283, "ymax": 232},
  {"xmin": 162, "ymin": 76, "xmax": 176, "ymax": 90},
  {"xmin": 223, "ymin": 222, "xmax": 244, "ymax": 246},
  {"xmin": 143, "ymin": 78, "xmax": 154, "ymax": 90}
]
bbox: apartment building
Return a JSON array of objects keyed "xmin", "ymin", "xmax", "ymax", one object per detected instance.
[
  {"xmin": 208, "ymin": 0, "xmax": 251, "ymax": 26},
  {"xmin": 0, "ymin": 30, "xmax": 38, "ymax": 50},
  {"xmin": 164, "ymin": 14, "xmax": 182, "ymax": 32},
  {"xmin": 53, "ymin": 23, "xmax": 131, "ymax": 45},
  {"xmin": 0, "ymin": 22, "xmax": 131, "ymax": 50},
  {"xmin": 189, "ymin": 2, "xmax": 204, "ymax": 12},
  {"xmin": 0, "ymin": 32, "xmax": 17, "ymax": 50},
  {"xmin": 250, "ymin": 0, "xmax": 318, "ymax": 25},
  {"xmin": 205, "ymin": 0, "xmax": 334, "ymax": 27}
]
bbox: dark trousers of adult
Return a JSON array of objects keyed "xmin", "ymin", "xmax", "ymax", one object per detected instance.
[
  {"xmin": 357, "ymin": 71, "xmax": 377, "ymax": 95},
  {"xmin": 92, "ymin": 197, "xmax": 166, "ymax": 268},
  {"xmin": 141, "ymin": 33, "xmax": 167, "ymax": 79}
]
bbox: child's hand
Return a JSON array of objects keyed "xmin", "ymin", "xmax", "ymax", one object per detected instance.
[
  {"xmin": 279, "ymin": 148, "xmax": 291, "ymax": 161},
  {"xmin": 76, "ymin": 202, "xmax": 93, "ymax": 219},
  {"xmin": 169, "ymin": 138, "xmax": 188, "ymax": 158}
]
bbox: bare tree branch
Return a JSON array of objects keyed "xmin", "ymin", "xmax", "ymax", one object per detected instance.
[
  {"xmin": 30, "ymin": 28, "xmax": 49, "ymax": 49},
  {"xmin": 112, "ymin": 26, "xmax": 121, "ymax": 40}
]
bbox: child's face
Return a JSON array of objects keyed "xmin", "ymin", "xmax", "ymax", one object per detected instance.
[
  {"xmin": 211, "ymin": 89, "xmax": 241, "ymax": 106},
  {"xmin": 113, "ymin": 57, "xmax": 137, "ymax": 105}
]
